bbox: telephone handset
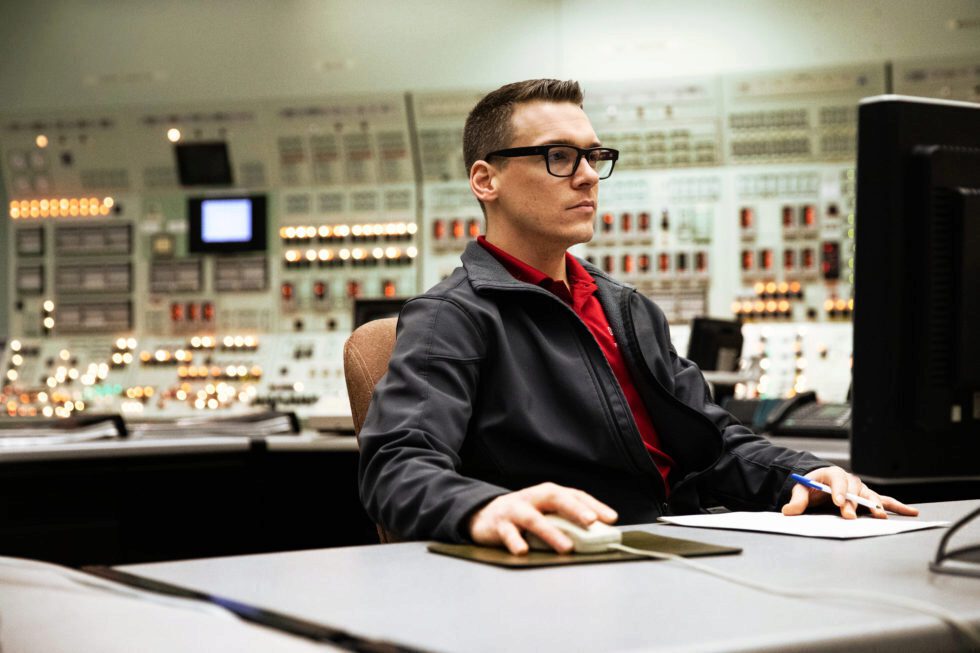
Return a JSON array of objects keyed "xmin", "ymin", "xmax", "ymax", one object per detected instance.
[
  {"xmin": 762, "ymin": 391, "xmax": 817, "ymax": 431},
  {"xmin": 725, "ymin": 391, "xmax": 850, "ymax": 438}
]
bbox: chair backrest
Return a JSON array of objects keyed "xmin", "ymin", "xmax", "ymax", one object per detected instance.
[
  {"xmin": 343, "ymin": 317, "xmax": 398, "ymax": 435},
  {"xmin": 343, "ymin": 317, "xmax": 400, "ymax": 543}
]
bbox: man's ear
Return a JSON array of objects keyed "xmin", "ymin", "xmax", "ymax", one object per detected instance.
[{"xmin": 469, "ymin": 161, "xmax": 498, "ymax": 204}]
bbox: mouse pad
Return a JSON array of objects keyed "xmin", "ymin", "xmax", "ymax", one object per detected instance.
[{"xmin": 427, "ymin": 530, "xmax": 741, "ymax": 568}]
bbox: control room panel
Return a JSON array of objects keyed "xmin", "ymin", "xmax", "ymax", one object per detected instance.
[{"xmin": 2, "ymin": 56, "xmax": 977, "ymax": 424}]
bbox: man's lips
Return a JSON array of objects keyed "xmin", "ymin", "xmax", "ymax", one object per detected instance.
[{"xmin": 568, "ymin": 201, "xmax": 596, "ymax": 210}]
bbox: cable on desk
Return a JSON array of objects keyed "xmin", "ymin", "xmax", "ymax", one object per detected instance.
[
  {"xmin": 0, "ymin": 556, "xmax": 236, "ymax": 620},
  {"xmin": 84, "ymin": 566, "xmax": 435, "ymax": 653},
  {"xmin": 931, "ymin": 504, "xmax": 980, "ymax": 579},
  {"xmin": 608, "ymin": 543, "xmax": 980, "ymax": 650}
]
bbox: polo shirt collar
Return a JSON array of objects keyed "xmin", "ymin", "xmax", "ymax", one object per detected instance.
[{"xmin": 476, "ymin": 236, "xmax": 597, "ymax": 306}]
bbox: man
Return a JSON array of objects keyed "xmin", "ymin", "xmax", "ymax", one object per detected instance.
[{"xmin": 358, "ymin": 79, "xmax": 917, "ymax": 555}]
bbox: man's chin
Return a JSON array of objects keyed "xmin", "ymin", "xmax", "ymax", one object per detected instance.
[{"xmin": 573, "ymin": 223, "xmax": 595, "ymax": 245}]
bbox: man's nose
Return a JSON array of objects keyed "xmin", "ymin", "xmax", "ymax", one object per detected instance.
[{"xmin": 571, "ymin": 156, "xmax": 599, "ymax": 186}]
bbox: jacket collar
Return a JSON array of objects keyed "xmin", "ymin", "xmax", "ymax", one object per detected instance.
[{"xmin": 461, "ymin": 240, "xmax": 635, "ymax": 295}]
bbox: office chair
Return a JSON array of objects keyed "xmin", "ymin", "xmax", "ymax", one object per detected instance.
[{"xmin": 343, "ymin": 317, "xmax": 400, "ymax": 543}]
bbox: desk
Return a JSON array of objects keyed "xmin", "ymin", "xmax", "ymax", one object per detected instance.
[
  {"xmin": 768, "ymin": 435, "xmax": 849, "ymax": 470},
  {"xmin": 0, "ymin": 556, "xmax": 337, "ymax": 653},
  {"xmin": 0, "ymin": 430, "xmax": 357, "ymax": 463},
  {"xmin": 0, "ymin": 432, "xmax": 370, "ymax": 566},
  {"xmin": 117, "ymin": 500, "xmax": 980, "ymax": 653}
]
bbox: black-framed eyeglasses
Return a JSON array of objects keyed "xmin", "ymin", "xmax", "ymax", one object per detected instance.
[{"xmin": 485, "ymin": 145, "xmax": 619, "ymax": 180}]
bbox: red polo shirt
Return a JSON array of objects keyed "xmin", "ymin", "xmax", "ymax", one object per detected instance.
[{"xmin": 477, "ymin": 236, "xmax": 673, "ymax": 490}]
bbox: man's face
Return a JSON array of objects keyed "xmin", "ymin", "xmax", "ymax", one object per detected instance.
[{"xmin": 491, "ymin": 101, "xmax": 601, "ymax": 249}]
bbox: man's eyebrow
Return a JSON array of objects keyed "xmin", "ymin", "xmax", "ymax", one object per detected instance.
[{"xmin": 535, "ymin": 138, "xmax": 604, "ymax": 148}]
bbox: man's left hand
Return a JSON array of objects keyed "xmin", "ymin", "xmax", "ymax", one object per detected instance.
[{"xmin": 781, "ymin": 466, "xmax": 919, "ymax": 519}]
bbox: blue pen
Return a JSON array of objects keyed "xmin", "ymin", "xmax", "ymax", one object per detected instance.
[{"xmin": 790, "ymin": 473, "xmax": 883, "ymax": 512}]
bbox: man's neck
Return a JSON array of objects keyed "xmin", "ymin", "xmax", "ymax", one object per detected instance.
[{"xmin": 482, "ymin": 229, "xmax": 569, "ymax": 283}]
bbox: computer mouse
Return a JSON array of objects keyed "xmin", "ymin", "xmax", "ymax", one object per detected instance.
[{"xmin": 526, "ymin": 514, "xmax": 622, "ymax": 554}]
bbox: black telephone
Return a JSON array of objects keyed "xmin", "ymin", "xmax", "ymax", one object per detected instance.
[
  {"xmin": 725, "ymin": 391, "xmax": 851, "ymax": 439},
  {"xmin": 761, "ymin": 391, "xmax": 817, "ymax": 431}
]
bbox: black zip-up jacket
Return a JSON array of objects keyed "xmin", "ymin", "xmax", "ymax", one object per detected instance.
[{"xmin": 358, "ymin": 242, "xmax": 830, "ymax": 542}]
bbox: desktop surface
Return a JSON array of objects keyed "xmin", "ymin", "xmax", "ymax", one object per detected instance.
[{"xmin": 119, "ymin": 500, "xmax": 980, "ymax": 653}]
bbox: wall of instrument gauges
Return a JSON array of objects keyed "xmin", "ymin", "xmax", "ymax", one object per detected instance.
[{"xmin": 1, "ymin": 55, "xmax": 977, "ymax": 421}]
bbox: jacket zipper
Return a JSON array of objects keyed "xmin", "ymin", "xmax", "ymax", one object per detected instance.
[{"xmin": 619, "ymin": 286, "xmax": 728, "ymax": 497}]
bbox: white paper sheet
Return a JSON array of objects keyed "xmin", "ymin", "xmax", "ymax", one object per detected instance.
[{"xmin": 658, "ymin": 512, "xmax": 950, "ymax": 539}]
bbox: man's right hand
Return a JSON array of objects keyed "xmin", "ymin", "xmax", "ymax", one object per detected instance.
[{"xmin": 467, "ymin": 482, "xmax": 618, "ymax": 555}]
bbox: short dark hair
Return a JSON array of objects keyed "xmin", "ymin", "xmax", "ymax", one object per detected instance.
[{"xmin": 463, "ymin": 79, "xmax": 584, "ymax": 175}]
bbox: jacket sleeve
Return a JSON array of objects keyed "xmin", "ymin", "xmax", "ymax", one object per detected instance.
[
  {"xmin": 634, "ymin": 296, "xmax": 831, "ymax": 511},
  {"xmin": 669, "ymin": 345, "xmax": 831, "ymax": 510},
  {"xmin": 357, "ymin": 295, "xmax": 510, "ymax": 542}
]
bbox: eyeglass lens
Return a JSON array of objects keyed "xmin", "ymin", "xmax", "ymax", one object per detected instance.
[{"xmin": 546, "ymin": 147, "xmax": 614, "ymax": 178}]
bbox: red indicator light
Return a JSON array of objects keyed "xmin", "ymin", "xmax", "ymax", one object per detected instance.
[
  {"xmin": 602, "ymin": 213, "xmax": 614, "ymax": 233},
  {"xmin": 802, "ymin": 205, "xmax": 816, "ymax": 227},
  {"xmin": 760, "ymin": 249, "xmax": 773, "ymax": 270},
  {"xmin": 638, "ymin": 212, "xmax": 651, "ymax": 231},
  {"xmin": 782, "ymin": 206, "xmax": 794, "ymax": 227},
  {"xmin": 741, "ymin": 250, "xmax": 754, "ymax": 271},
  {"xmin": 784, "ymin": 249, "xmax": 796, "ymax": 270},
  {"xmin": 695, "ymin": 251, "xmax": 707, "ymax": 272},
  {"xmin": 802, "ymin": 248, "xmax": 815, "ymax": 269},
  {"xmin": 740, "ymin": 208, "xmax": 754, "ymax": 229}
]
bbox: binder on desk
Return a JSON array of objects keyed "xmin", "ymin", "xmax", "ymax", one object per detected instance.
[
  {"xmin": 127, "ymin": 410, "xmax": 299, "ymax": 438},
  {"xmin": 0, "ymin": 414, "xmax": 125, "ymax": 447}
]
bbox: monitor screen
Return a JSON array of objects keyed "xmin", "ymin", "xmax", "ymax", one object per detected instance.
[
  {"xmin": 174, "ymin": 142, "xmax": 233, "ymax": 186},
  {"xmin": 686, "ymin": 317, "xmax": 743, "ymax": 372},
  {"xmin": 201, "ymin": 198, "xmax": 252, "ymax": 243},
  {"xmin": 852, "ymin": 95, "xmax": 980, "ymax": 485},
  {"xmin": 353, "ymin": 298, "xmax": 406, "ymax": 329},
  {"xmin": 188, "ymin": 195, "xmax": 267, "ymax": 253}
]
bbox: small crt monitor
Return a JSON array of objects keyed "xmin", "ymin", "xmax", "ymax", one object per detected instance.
[
  {"xmin": 686, "ymin": 317, "xmax": 743, "ymax": 372},
  {"xmin": 174, "ymin": 142, "xmax": 233, "ymax": 186},
  {"xmin": 353, "ymin": 298, "xmax": 407, "ymax": 328},
  {"xmin": 188, "ymin": 195, "xmax": 267, "ymax": 253}
]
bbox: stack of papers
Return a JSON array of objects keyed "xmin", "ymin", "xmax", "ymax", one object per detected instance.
[
  {"xmin": 127, "ymin": 411, "xmax": 298, "ymax": 438},
  {"xmin": 0, "ymin": 418, "xmax": 123, "ymax": 448},
  {"xmin": 659, "ymin": 512, "xmax": 950, "ymax": 539}
]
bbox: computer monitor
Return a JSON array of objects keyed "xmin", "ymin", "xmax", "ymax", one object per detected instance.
[
  {"xmin": 174, "ymin": 142, "xmax": 233, "ymax": 186},
  {"xmin": 686, "ymin": 317, "xmax": 743, "ymax": 372},
  {"xmin": 852, "ymin": 95, "xmax": 980, "ymax": 482},
  {"xmin": 353, "ymin": 298, "xmax": 407, "ymax": 329}
]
